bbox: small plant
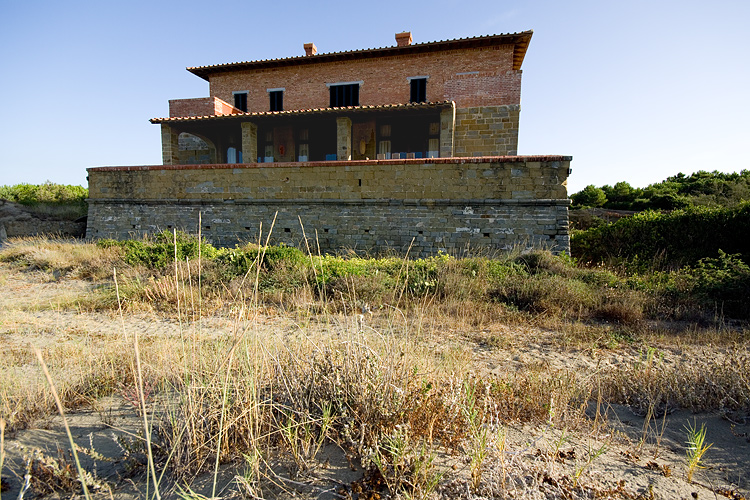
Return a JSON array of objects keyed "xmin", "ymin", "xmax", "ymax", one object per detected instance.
[
  {"xmin": 573, "ymin": 441, "xmax": 608, "ymax": 487},
  {"xmin": 280, "ymin": 402, "xmax": 334, "ymax": 473},
  {"xmin": 22, "ymin": 447, "xmax": 102, "ymax": 496},
  {"xmin": 684, "ymin": 419, "xmax": 712, "ymax": 483},
  {"xmin": 119, "ymin": 379, "xmax": 155, "ymax": 415},
  {"xmin": 461, "ymin": 380, "xmax": 489, "ymax": 492},
  {"xmin": 551, "ymin": 427, "xmax": 570, "ymax": 459},
  {"xmin": 370, "ymin": 424, "xmax": 441, "ymax": 497}
]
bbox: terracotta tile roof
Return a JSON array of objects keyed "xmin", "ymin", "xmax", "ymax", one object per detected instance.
[
  {"xmin": 186, "ymin": 31, "xmax": 533, "ymax": 81},
  {"xmin": 150, "ymin": 100, "xmax": 455, "ymax": 124}
]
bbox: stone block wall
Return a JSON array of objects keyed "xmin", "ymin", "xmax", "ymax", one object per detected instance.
[
  {"xmin": 178, "ymin": 133, "xmax": 215, "ymax": 164},
  {"xmin": 86, "ymin": 156, "xmax": 571, "ymax": 256},
  {"xmin": 454, "ymin": 105, "xmax": 520, "ymax": 156},
  {"xmin": 87, "ymin": 200, "xmax": 568, "ymax": 256}
]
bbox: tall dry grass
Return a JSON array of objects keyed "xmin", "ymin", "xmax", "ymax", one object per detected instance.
[{"xmin": 1, "ymin": 235, "xmax": 748, "ymax": 498}]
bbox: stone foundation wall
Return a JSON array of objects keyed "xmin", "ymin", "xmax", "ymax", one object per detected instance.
[
  {"xmin": 86, "ymin": 156, "xmax": 571, "ymax": 256},
  {"xmin": 0, "ymin": 201, "xmax": 86, "ymax": 239},
  {"xmin": 87, "ymin": 199, "xmax": 569, "ymax": 255}
]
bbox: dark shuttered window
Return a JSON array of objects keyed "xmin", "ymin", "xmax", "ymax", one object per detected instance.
[
  {"xmin": 329, "ymin": 83, "xmax": 360, "ymax": 107},
  {"xmin": 269, "ymin": 90, "xmax": 283, "ymax": 111},
  {"xmin": 234, "ymin": 92, "xmax": 248, "ymax": 112},
  {"xmin": 410, "ymin": 78, "xmax": 427, "ymax": 103}
]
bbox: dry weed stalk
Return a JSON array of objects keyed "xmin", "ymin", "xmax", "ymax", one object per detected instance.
[{"xmin": 34, "ymin": 349, "xmax": 92, "ymax": 500}]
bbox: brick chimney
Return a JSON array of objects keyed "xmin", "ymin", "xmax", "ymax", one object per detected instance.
[
  {"xmin": 304, "ymin": 43, "xmax": 317, "ymax": 56},
  {"xmin": 395, "ymin": 31, "xmax": 412, "ymax": 47}
]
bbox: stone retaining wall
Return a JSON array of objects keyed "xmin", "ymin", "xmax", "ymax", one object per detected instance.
[
  {"xmin": 0, "ymin": 201, "xmax": 86, "ymax": 239},
  {"xmin": 86, "ymin": 156, "xmax": 571, "ymax": 256}
]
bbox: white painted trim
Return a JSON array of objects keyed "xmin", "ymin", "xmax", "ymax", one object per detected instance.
[
  {"xmin": 266, "ymin": 88, "xmax": 286, "ymax": 92},
  {"xmin": 232, "ymin": 90, "xmax": 249, "ymax": 95},
  {"xmin": 455, "ymin": 71, "xmax": 479, "ymax": 76},
  {"xmin": 406, "ymin": 76, "xmax": 430, "ymax": 81},
  {"xmin": 326, "ymin": 81, "xmax": 364, "ymax": 88}
]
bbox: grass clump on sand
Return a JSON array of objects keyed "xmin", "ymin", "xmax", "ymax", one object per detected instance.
[{"xmin": 1, "ymin": 234, "xmax": 749, "ymax": 498}]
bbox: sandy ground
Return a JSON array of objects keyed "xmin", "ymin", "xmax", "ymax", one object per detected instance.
[{"xmin": 0, "ymin": 262, "xmax": 748, "ymax": 499}]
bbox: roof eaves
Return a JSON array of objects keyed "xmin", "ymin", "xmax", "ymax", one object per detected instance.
[
  {"xmin": 187, "ymin": 31, "xmax": 533, "ymax": 81},
  {"xmin": 150, "ymin": 101, "xmax": 455, "ymax": 124}
]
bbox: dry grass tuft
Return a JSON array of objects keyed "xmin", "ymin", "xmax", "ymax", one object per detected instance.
[
  {"xmin": 600, "ymin": 344, "xmax": 750, "ymax": 414},
  {"xmin": 1, "ymin": 236, "xmax": 748, "ymax": 498},
  {"xmin": 0, "ymin": 236, "xmax": 122, "ymax": 280}
]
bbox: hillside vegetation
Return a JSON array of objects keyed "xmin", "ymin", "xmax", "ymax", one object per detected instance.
[
  {"xmin": 0, "ymin": 181, "xmax": 88, "ymax": 219},
  {"xmin": 569, "ymin": 170, "xmax": 750, "ymax": 321},
  {"xmin": 571, "ymin": 170, "xmax": 750, "ymax": 210},
  {"xmin": 0, "ymin": 181, "xmax": 88, "ymax": 205}
]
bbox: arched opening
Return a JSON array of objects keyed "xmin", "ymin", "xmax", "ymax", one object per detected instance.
[{"xmin": 177, "ymin": 132, "xmax": 217, "ymax": 164}]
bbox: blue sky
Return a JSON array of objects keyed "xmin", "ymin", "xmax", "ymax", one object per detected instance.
[{"xmin": 1, "ymin": 0, "xmax": 748, "ymax": 193}]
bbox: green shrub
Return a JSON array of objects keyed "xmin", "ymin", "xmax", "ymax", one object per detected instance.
[
  {"xmin": 0, "ymin": 182, "xmax": 88, "ymax": 205},
  {"xmin": 214, "ymin": 243, "xmax": 306, "ymax": 277},
  {"xmin": 513, "ymin": 250, "xmax": 577, "ymax": 277},
  {"xmin": 572, "ymin": 203, "xmax": 750, "ymax": 269},
  {"xmin": 679, "ymin": 251, "xmax": 750, "ymax": 319},
  {"xmin": 97, "ymin": 231, "xmax": 218, "ymax": 269},
  {"xmin": 570, "ymin": 184, "xmax": 607, "ymax": 208}
]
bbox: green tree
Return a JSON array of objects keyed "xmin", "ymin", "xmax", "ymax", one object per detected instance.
[
  {"xmin": 571, "ymin": 185, "xmax": 607, "ymax": 208},
  {"xmin": 601, "ymin": 181, "xmax": 641, "ymax": 209}
]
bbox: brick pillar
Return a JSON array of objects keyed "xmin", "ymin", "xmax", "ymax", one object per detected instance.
[
  {"xmin": 241, "ymin": 122, "xmax": 258, "ymax": 163},
  {"xmin": 161, "ymin": 124, "xmax": 180, "ymax": 165},
  {"xmin": 336, "ymin": 117, "xmax": 352, "ymax": 160},
  {"xmin": 439, "ymin": 104, "xmax": 455, "ymax": 158}
]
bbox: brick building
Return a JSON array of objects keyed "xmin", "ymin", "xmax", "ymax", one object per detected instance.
[
  {"xmin": 86, "ymin": 31, "xmax": 572, "ymax": 255},
  {"xmin": 152, "ymin": 31, "xmax": 531, "ymax": 165}
]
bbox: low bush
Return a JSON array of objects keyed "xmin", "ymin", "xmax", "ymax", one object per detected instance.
[
  {"xmin": 635, "ymin": 251, "xmax": 750, "ymax": 320},
  {"xmin": 572, "ymin": 203, "xmax": 750, "ymax": 270},
  {"xmin": 7, "ymin": 233, "xmax": 750, "ymax": 323},
  {"xmin": 98, "ymin": 230, "xmax": 218, "ymax": 269},
  {"xmin": 569, "ymin": 170, "xmax": 750, "ymax": 211},
  {"xmin": 0, "ymin": 182, "xmax": 88, "ymax": 206}
]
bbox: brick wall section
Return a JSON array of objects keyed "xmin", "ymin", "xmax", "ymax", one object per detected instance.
[
  {"xmin": 86, "ymin": 156, "xmax": 571, "ymax": 255},
  {"xmin": 444, "ymin": 72, "xmax": 522, "ymax": 108},
  {"xmin": 207, "ymin": 46, "xmax": 520, "ymax": 113},
  {"xmin": 454, "ymin": 105, "xmax": 520, "ymax": 156},
  {"xmin": 169, "ymin": 97, "xmax": 241, "ymax": 118}
]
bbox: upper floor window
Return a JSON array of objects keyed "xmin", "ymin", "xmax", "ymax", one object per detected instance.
[
  {"xmin": 328, "ymin": 82, "xmax": 361, "ymax": 107},
  {"xmin": 408, "ymin": 77, "xmax": 428, "ymax": 103},
  {"xmin": 233, "ymin": 91, "xmax": 248, "ymax": 112},
  {"xmin": 268, "ymin": 88, "xmax": 284, "ymax": 111}
]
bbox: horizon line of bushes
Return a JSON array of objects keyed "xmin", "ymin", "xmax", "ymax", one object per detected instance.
[
  {"xmin": 572, "ymin": 202, "xmax": 750, "ymax": 269},
  {"xmin": 570, "ymin": 169, "xmax": 750, "ymax": 211},
  {"xmin": 94, "ymin": 228, "xmax": 750, "ymax": 322},
  {"xmin": 0, "ymin": 181, "xmax": 88, "ymax": 206}
]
